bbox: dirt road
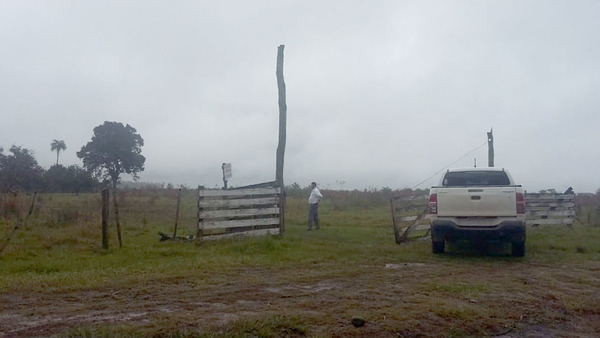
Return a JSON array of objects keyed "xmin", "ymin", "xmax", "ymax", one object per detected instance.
[{"xmin": 2, "ymin": 260, "xmax": 599, "ymax": 337}]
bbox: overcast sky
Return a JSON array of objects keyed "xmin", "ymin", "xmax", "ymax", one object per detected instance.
[{"xmin": 1, "ymin": 1, "xmax": 599, "ymax": 193}]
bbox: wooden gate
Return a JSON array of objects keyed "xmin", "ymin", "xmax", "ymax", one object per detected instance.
[
  {"xmin": 198, "ymin": 185, "xmax": 283, "ymax": 240},
  {"xmin": 525, "ymin": 193, "xmax": 575, "ymax": 227},
  {"xmin": 390, "ymin": 194, "xmax": 430, "ymax": 243}
]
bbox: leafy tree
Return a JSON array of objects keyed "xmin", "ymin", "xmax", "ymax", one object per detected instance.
[
  {"xmin": 45, "ymin": 164, "xmax": 99, "ymax": 193},
  {"xmin": 77, "ymin": 121, "xmax": 145, "ymax": 188},
  {"xmin": 0, "ymin": 146, "xmax": 44, "ymax": 192},
  {"xmin": 50, "ymin": 139, "xmax": 67, "ymax": 166}
]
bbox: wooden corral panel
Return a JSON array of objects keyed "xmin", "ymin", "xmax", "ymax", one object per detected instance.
[
  {"xmin": 390, "ymin": 194, "xmax": 430, "ymax": 244},
  {"xmin": 198, "ymin": 186, "xmax": 283, "ymax": 240},
  {"xmin": 525, "ymin": 193, "xmax": 575, "ymax": 227}
]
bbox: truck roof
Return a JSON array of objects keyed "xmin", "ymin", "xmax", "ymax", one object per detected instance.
[
  {"xmin": 445, "ymin": 167, "xmax": 506, "ymax": 172},
  {"xmin": 436, "ymin": 167, "xmax": 516, "ymax": 187}
]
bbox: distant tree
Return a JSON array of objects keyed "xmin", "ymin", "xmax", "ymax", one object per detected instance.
[
  {"xmin": 50, "ymin": 139, "xmax": 67, "ymax": 166},
  {"xmin": 0, "ymin": 146, "xmax": 44, "ymax": 192},
  {"xmin": 45, "ymin": 164, "xmax": 99, "ymax": 193},
  {"xmin": 77, "ymin": 121, "xmax": 145, "ymax": 189}
]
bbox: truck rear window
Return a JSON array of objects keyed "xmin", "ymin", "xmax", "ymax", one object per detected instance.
[{"xmin": 442, "ymin": 171, "xmax": 510, "ymax": 187}]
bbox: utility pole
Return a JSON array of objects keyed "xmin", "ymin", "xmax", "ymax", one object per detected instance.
[{"xmin": 487, "ymin": 128, "xmax": 494, "ymax": 167}]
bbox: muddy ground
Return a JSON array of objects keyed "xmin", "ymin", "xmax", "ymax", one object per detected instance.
[{"xmin": 1, "ymin": 259, "xmax": 600, "ymax": 337}]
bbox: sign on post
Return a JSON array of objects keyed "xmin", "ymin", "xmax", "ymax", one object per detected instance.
[{"xmin": 222, "ymin": 163, "xmax": 232, "ymax": 189}]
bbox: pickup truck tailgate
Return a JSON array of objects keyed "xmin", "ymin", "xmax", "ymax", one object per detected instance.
[{"xmin": 436, "ymin": 187, "xmax": 517, "ymax": 217}]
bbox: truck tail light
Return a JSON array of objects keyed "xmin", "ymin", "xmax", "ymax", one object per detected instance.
[
  {"xmin": 516, "ymin": 192, "xmax": 526, "ymax": 214},
  {"xmin": 429, "ymin": 193, "xmax": 437, "ymax": 214}
]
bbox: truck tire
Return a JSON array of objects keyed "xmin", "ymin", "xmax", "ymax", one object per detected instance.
[
  {"xmin": 511, "ymin": 241, "xmax": 525, "ymax": 257},
  {"xmin": 432, "ymin": 240, "xmax": 445, "ymax": 254}
]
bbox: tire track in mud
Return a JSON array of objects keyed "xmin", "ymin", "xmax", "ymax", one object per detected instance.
[{"xmin": 1, "ymin": 261, "xmax": 599, "ymax": 337}]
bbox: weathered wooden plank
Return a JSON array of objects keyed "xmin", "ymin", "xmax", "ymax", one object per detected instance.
[
  {"xmin": 201, "ymin": 207, "xmax": 280, "ymax": 219},
  {"xmin": 526, "ymin": 209, "xmax": 576, "ymax": 217},
  {"xmin": 199, "ymin": 187, "xmax": 281, "ymax": 198},
  {"xmin": 526, "ymin": 202, "xmax": 575, "ymax": 209},
  {"xmin": 527, "ymin": 218, "xmax": 574, "ymax": 226},
  {"xmin": 202, "ymin": 228, "xmax": 281, "ymax": 240},
  {"xmin": 201, "ymin": 217, "xmax": 280, "ymax": 230},
  {"xmin": 525, "ymin": 195, "xmax": 574, "ymax": 202},
  {"xmin": 199, "ymin": 196, "xmax": 280, "ymax": 208},
  {"xmin": 525, "ymin": 193, "xmax": 574, "ymax": 197}
]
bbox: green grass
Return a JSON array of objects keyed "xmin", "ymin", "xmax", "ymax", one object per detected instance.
[
  {"xmin": 0, "ymin": 190, "xmax": 424, "ymax": 292},
  {"xmin": 2, "ymin": 190, "xmax": 599, "ymax": 293}
]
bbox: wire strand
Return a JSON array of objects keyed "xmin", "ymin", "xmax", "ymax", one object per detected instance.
[{"xmin": 411, "ymin": 141, "xmax": 487, "ymax": 189}]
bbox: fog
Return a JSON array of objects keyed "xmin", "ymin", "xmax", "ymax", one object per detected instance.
[{"xmin": 1, "ymin": 1, "xmax": 599, "ymax": 192}]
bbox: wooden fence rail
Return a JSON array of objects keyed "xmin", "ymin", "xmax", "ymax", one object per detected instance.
[
  {"xmin": 198, "ymin": 186, "xmax": 283, "ymax": 240},
  {"xmin": 525, "ymin": 193, "xmax": 575, "ymax": 227}
]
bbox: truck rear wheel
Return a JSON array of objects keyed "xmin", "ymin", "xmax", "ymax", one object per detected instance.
[
  {"xmin": 511, "ymin": 241, "xmax": 525, "ymax": 257},
  {"xmin": 432, "ymin": 240, "xmax": 445, "ymax": 254}
]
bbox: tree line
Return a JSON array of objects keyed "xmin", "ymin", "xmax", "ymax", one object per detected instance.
[{"xmin": 0, "ymin": 121, "xmax": 145, "ymax": 194}]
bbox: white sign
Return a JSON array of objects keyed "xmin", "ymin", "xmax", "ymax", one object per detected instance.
[{"xmin": 222, "ymin": 163, "xmax": 232, "ymax": 179}]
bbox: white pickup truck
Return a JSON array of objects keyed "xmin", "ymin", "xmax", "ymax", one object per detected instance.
[{"xmin": 428, "ymin": 168, "xmax": 526, "ymax": 256}]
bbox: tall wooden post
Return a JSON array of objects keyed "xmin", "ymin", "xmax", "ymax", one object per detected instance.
[
  {"xmin": 275, "ymin": 45, "xmax": 287, "ymax": 187},
  {"xmin": 275, "ymin": 44, "xmax": 287, "ymax": 235},
  {"xmin": 487, "ymin": 129, "xmax": 494, "ymax": 167}
]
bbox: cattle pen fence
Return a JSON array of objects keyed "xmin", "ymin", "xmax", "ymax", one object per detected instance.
[
  {"xmin": 197, "ymin": 184, "xmax": 284, "ymax": 240},
  {"xmin": 391, "ymin": 192, "xmax": 578, "ymax": 243}
]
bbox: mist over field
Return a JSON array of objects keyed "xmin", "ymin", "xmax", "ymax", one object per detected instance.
[{"xmin": 1, "ymin": 1, "xmax": 599, "ymax": 193}]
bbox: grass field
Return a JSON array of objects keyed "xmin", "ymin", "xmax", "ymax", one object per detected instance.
[{"xmin": 1, "ymin": 189, "xmax": 599, "ymax": 337}]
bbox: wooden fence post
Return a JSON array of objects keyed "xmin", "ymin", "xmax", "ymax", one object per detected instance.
[
  {"xmin": 197, "ymin": 186, "xmax": 204, "ymax": 242},
  {"xmin": 112, "ymin": 187, "xmax": 122, "ymax": 247},
  {"xmin": 101, "ymin": 188, "xmax": 109, "ymax": 249},
  {"xmin": 173, "ymin": 188, "xmax": 182, "ymax": 237}
]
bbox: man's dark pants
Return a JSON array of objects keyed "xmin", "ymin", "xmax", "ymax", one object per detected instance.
[{"xmin": 308, "ymin": 203, "xmax": 320, "ymax": 230}]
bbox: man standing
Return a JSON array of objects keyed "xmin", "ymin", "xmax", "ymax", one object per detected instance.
[{"xmin": 308, "ymin": 182, "xmax": 323, "ymax": 230}]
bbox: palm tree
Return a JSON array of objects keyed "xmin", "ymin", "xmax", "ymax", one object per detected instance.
[{"xmin": 50, "ymin": 139, "xmax": 67, "ymax": 166}]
